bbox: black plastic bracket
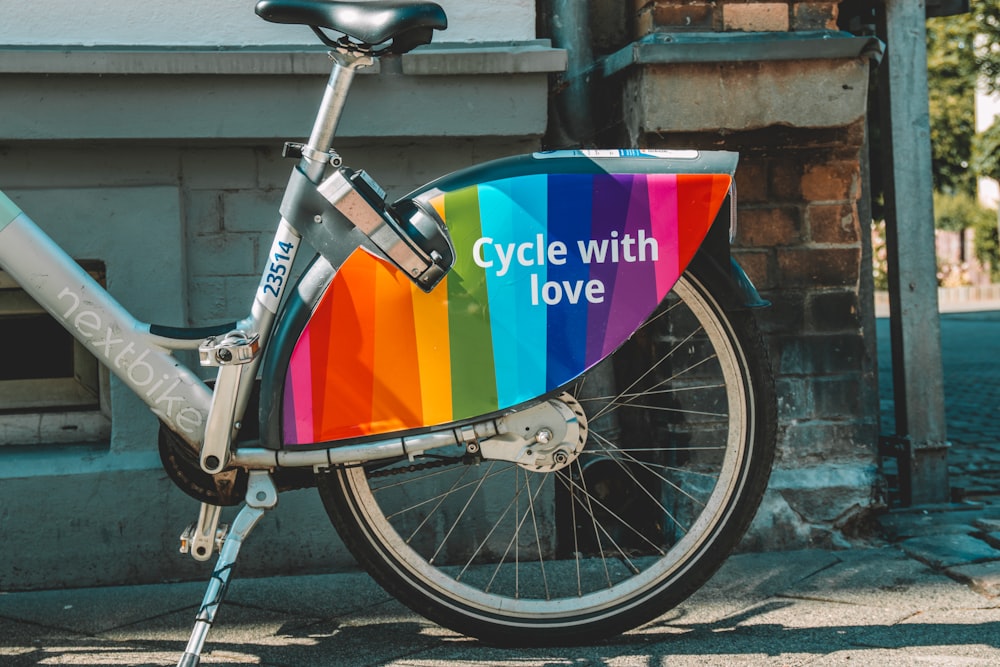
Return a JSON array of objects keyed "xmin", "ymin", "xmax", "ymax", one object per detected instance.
[{"xmin": 878, "ymin": 433, "xmax": 912, "ymax": 508}]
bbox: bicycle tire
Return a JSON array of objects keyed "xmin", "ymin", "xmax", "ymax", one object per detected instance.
[{"xmin": 315, "ymin": 264, "xmax": 777, "ymax": 646}]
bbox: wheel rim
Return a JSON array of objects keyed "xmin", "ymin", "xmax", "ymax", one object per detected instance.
[{"xmin": 336, "ymin": 274, "xmax": 757, "ymax": 627}]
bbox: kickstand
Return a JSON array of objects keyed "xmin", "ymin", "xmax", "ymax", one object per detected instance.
[{"xmin": 177, "ymin": 471, "xmax": 277, "ymax": 667}]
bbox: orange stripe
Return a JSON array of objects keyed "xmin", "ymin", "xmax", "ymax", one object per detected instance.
[
  {"xmin": 371, "ymin": 259, "xmax": 424, "ymax": 432},
  {"xmin": 710, "ymin": 174, "xmax": 732, "ymax": 223},
  {"xmin": 415, "ymin": 192, "xmax": 454, "ymax": 426},
  {"xmin": 319, "ymin": 252, "xmax": 378, "ymax": 439},
  {"xmin": 411, "ymin": 274, "xmax": 453, "ymax": 426},
  {"xmin": 429, "ymin": 193, "xmax": 446, "ymax": 220}
]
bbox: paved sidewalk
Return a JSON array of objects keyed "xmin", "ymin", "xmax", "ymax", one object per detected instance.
[
  {"xmin": 2, "ymin": 538, "xmax": 1000, "ymax": 666},
  {"xmin": 3, "ymin": 309, "xmax": 997, "ymax": 666}
]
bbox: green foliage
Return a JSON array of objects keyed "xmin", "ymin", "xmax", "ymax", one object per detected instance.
[
  {"xmin": 927, "ymin": 0, "xmax": 1000, "ymax": 193},
  {"xmin": 871, "ymin": 220, "xmax": 889, "ymax": 290},
  {"xmin": 975, "ymin": 209, "xmax": 1000, "ymax": 282},
  {"xmin": 973, "ymin": 0, "xmax": 1000, "ymax": 92},
  {"xmin": 971, "ymin": 1, "xmax": 1000, "ymax": 188},
  {"xmin": 933, "ymin": 191, "xmax": 1000, "ymax": 281},
  {"xmin": 973, "ymin": 119, "xmax": 1000, "ymax": 181},
  {"xmin": 934, "ymin": 191, "xmax": 994, "ymax": 230},
  {"xmin": 927, "ymin": 8, "xmax": 980, "ymax": 194},
  {"xmin": 869, "ymin": 2, "xmax": 1000, "ymax": 287}
]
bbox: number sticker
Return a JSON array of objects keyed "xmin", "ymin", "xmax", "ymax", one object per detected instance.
[{"xmin": 259, "ymin": 228, "xmax": 298, "ymax": 313}]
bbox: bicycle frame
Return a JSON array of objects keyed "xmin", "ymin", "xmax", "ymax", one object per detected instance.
[
  {"xmin": 0, "ymin": 50, "xmax": 371, "ymax": 460},
  {"xmin": 0, "ymin": 187, "xmax": 497, "ymax": 474}
]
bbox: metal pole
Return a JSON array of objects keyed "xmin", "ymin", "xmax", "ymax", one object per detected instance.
[
  {"xmin": 878, "ymin": 0, "xmax": 950, "ymax": 504},
  {"xmin": 540, "ymin": 0, "xmax": 595, "ymax": 146}
]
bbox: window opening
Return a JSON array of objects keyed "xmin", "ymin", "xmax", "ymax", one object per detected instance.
[{"xmin": 0, "ymin": 262, "xmax": 111, "ymax": 445}]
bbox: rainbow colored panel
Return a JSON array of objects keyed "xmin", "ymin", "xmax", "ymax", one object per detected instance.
[{"xmin": 282, "ymin": 171, "xmax": 731, "ymax": 445}]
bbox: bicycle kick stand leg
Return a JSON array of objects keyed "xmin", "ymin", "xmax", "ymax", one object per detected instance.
[{"xmin": 177, "ymin": 471, "xmax": 276, "ymax": 667}]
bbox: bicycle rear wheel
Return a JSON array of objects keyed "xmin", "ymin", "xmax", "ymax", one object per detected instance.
[{"xmin": 316, "ymin": 266, "xmax": 776, "ymax": 645}]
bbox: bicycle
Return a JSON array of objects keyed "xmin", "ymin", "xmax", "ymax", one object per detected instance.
[{"xmin": 0, "ymin": 1, "xmax": 777, "ymax": 664}]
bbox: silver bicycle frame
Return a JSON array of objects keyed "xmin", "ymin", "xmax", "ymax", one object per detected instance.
[{"xmin": 0, "ymin": 50, "xmax": 372, "ymax": 455}]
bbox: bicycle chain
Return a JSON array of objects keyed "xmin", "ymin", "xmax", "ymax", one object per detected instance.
[{"xmin": 367, "ymin": 456, "xmax": 463, "ymax": 478}]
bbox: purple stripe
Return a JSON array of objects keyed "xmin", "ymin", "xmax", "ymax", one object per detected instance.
[
  {"xmin": 584, "ymin": 174, "xmax": 632, "ymax": 366},
  {"xmin": 602, "ymin": 176, "xmax": 657, "ymax": 357},
  {"xmin": 282, "ymin": 367, "xmax": 299, "ymax": 444}
]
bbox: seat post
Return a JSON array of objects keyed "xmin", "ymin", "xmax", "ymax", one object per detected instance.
[{"xmin": 301, "ymin": 49, "xmax": 374, "ymax": 182}]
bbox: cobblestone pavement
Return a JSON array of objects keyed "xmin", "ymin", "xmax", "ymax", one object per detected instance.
[
  {"xmin": 938, "ymin": 310, "xmax": 1000, "ymax": 497},
  {"xmin": 877, "ymin": 308, "xmax": 1000, "ymax": 499}
]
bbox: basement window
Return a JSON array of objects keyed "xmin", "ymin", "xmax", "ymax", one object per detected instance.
[{"xmin": 0, "ymin": 263, "xmax": 111, "ymax": 446}]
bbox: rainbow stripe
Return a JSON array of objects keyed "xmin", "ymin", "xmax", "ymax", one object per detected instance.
[{"xmin": 283, "ymin": 171, "xmax": 730, "ymax": 445}]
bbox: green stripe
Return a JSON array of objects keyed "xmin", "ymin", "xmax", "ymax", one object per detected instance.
[
  {"xmin": 0, "ymin": 190, "xmax": 21, "ymax": 232},
  {"xmin": 445, "ymin": 185, "xmax": 499, "ymax": 418}
]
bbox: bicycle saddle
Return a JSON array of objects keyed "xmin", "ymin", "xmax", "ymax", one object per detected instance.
[{"xmin": 255, "ymin": 0, "xmax": 447, "ymax": 54}]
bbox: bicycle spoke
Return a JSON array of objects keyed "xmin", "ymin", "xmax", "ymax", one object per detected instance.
[
  {"xmin": 560, "ymin": 469, "xmax": 668, "ymax": 557},
  {"xmin": 567, "ymin": 466, "xmax": 583, "ymax": 596},
  {"xmin": 395, "ymin": 467, "xmax": 472, "ymax": 542},
  {"xmin": 454, "ymin": 464, "xmax": 527, "ymax": 582},
  {"xmin": 587, "ymin": 444, "xmax": 728, "ymax": 454},
  {"xmin": 524, "ymin": 468, "xmax": 551, "ymax": 600},
  {"xmin": 379, "ymin": 463, "xmax": 508, "ymax": 523},
  {"xmin": 484, "ymin": 470, "xmax": 551, "ymax": 596},
  {"xmin": 588, "ymin": 325, "xmax": 706, "ymax": 422},
  {"xmin": 587, "ymin": 434, "xmax": 711, "ymax": 510},
  {"xmin": 370, "ymin": 462, "xmax": 468, "ymax": 492},
  {"xmin": 555, "ymin": 472, "xmax": 648, "ymax": 575},
  {"xmin": 427, "ymin": 462, "xmax": 501, "ymax": 564},
  {"xmin": 587, "ymin": 352, "xmax": 720, "ymax": 424},
  {"xmin": 570, "ymin": 458, "xmax": 614, "ymax": 588}
]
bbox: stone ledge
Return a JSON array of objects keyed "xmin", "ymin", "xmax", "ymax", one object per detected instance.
[
  {"xmin": 609, "ymin": 30, "xmax": 881, "ymax": 137},
  {"xmin": 0, "ymin": 40, "xmax": 566, "ymax": 76},
  {"xmin": 0, "ymin": 42, "xmax": 562, "ymax": 141},
  {"xmin": 603, "ymin": 30, "xmax": 882, "ymax": 78},
  {"xmin": 623, "ymin": 57, "xmax": 873, "ymax": 135}
]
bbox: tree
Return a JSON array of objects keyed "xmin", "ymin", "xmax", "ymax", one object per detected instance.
[
  {"xmin": 933, "ymin": 192, "xmax": 998, "ymax": 279},
  {"xmin": 927, "ymin": 7, "xmax": 980, "ymax": 194},
  {"xmin": 973, "ymin": 120, "xmax": 1000, "ymax": 182},
  {"xmin": 974, "ymin": 1, "xmax": 1000, "ymax": 88},
  {"xmin": 971, "ymin": 0, "xmax": 1000, "ymax": 183},
  {"xmin": 927, "ymin": 1, "xmax": 1000, "ymax": 281},
  {"xmin": 927, "ymin": 0, "xmax": 1000, "ymax": 192}
]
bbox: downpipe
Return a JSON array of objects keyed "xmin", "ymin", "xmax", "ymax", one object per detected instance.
[{"xmin": 540, "ymin": 0, "xmax": 596, "ymax": 147}]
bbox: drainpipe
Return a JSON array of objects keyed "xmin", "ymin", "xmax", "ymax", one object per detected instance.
[{"xmin": 539, "ymin": 0, "xmax": 595, "ymax": 147}]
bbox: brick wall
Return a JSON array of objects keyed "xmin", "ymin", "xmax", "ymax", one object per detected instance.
[
  {"xmin": 634, "ymin": 1, "xmax": 839, "ymax": 35},
  {"xmin": 613, "ymin": 1, "xmax": 881, "ymax": 549},
  {"xmin": 640, "ymin": 126, "xmax": 880, "ymax": 548}
]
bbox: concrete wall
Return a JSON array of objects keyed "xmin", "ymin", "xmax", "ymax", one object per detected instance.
[
  {"xmin": 0, "ymin": 2, "xmax": 565, "ymax": 590},
  {"xmin": 1, "ymin": 0, "xmax": 535, "ymax": 45}
]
